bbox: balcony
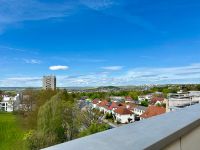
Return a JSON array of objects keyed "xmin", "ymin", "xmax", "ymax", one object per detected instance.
[{"xmin": 43, "ymin": 104, "xmax": 200, "ymax": 150}]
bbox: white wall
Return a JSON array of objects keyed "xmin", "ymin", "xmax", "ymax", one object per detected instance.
[
  {"xmin": 134, "ymin": 108, "xmax": 145, "ymax": 116},
  {"xmin": 0, "ymin": 94, "xmax": 19, "ymax": 112},
  {"xmin": 164, "ymin": 125, "xmax": 200, "ymax": 150},
  {"xmin": 115, "ymin": 114, "xmax": 134, "ymax": 124},
  {"xmin": 0, "ymin": 102, "xmax": 13, "ymax": 112}
]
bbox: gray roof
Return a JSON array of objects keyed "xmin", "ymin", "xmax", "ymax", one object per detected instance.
[{"xmin": 135, "ymin": 106, "xmax": 148, "ymax": 111}]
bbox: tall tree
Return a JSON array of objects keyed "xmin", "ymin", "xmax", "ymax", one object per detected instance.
[{"xmin": 28, "ymin": 91, "xmax": 81, "ymax": 149}]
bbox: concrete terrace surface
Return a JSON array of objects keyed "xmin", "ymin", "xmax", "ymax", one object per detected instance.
[{"xmin": 43, "ymin": 104, "xmax": 200, "ymax": 150}]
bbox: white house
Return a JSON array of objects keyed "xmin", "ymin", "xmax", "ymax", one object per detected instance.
[
  {"xmin": 91, "ymin": 99, "xmax": 101, "ymax": 109},
  {"xmin": 107, "ymin": 102, "xmax": 124, "ymax": 114},
  {"xmin": 134, "ymin": 106, "xmax": 147, "ymax": 116},
  {"xmin": 110, "ymin": 96, "xmax": 125, "ymax": 102},
  {"xmin": 125, "ymin": 96, "xmax": 133, "ymax": 103},
  {"xmin": 0, "ymin": 94, "xmax": 19, "ymax": 112},
  {"xmin": 97, "ymin": 100, "xmax": 110, "ymax": 113},
  {"xmin": 114, "ymin": 107, "xmax": 134, "ymax": 124},
  {"xmin": 138, "ymin": 94, "xmax": 152, "ymax": 104}
]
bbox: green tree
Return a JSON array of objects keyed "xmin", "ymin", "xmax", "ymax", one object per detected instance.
[
  {"xmin": 141, "ymin": 100, "xmax": 149, "ymax": 107},
  {"xmin": 128, "ymin": 91, "xmax": 140, "ymax": 100},
  {"xmin": 28, "ymin": 91, "xmax": 81, "ymax": 149},
  {"xmin": 0, "ymin": 90, "xmax": 3, "ymax": 102},
  {"xmin": 19, "ymin": 89, "xmax": 57, "ymax": 129},
  {"xmin": 78, "ymin": 123, "xmax": 109, "ymax": 138}
]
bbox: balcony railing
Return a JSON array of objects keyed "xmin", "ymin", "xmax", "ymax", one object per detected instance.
[{"xmin": 43, "ymin": 104, "xmax": 200, "ymax": 150}]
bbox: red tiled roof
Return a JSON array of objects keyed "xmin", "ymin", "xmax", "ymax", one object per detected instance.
[
  {"xmin": 98, "ymin": 100, "xmax": 109, "ymax": 107},
  {"xmin": 125, "ymin": 96, "xmax": 133, "ymax": 100},
  {"xmin": 140, "ymin": 106, "xmax": 166, "ymax": 119},
  {"xmin": 92, "ymin": 99, "xmax": 100, "ymax": 104},
  {"xmin": 151, "ymin": 97, "xmax": 164, "ymax": 104},
  {"xmin": 114, "ymin": 106, "xmax": 133, "ymax": 115},
  {"xmin": 108, "ymin": 102, "xmax": 120, "ymax": 110},
  {"xmin": 126, "ymin": 103, "xmax": 137, "ymax": 110}
]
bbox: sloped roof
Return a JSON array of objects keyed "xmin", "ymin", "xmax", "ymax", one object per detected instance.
[
  {"xmin": 109, "ymin": 102, "xmax": 120, "ymax": 110},
  {"xmin": 135, "ymin": 106, "xmax": 148, "ymax": 111},
  {"xmin": 140, "ymin": 106, "xmax": 166, "ymax": 119},
  {"xmin": 151, "ymin": 97, "xmax": 164, "ymax": 104},
  {"xmin": 98, "ymin": 100, "xmax": 109, "ymax": 107},
  {"xmin": 92, "ymin": 99, "xmax": 100, "ymax": 104},
  {"xmin": 114, "ymin": 106, "xmax": 133, "ymax": 115},
  {"xmin": 126, "ymin": 103, "xmax": 137, "ymax": 110},
  {"xmin": 125, "ymin": 96, "xmax": 133, "ymax": 100}
]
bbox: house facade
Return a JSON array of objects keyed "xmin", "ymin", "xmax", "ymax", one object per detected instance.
[
  {"xmin": 92, "ymin": 99, "xmax": 101, "ymax": 109},
  {"xmin": 97, "ymin": 100, "xmax": 109, "ymax": 113},
  {"xmin": 114, "ymin": 107, "xmax": 134, "ymax": 123},
  {"xmin": 0, "ymin": 94, "xmax": 20, "ymax": 112},
  {"xmin": 134, "ymin": 106, "xmax": 147, "ymax": 116}
]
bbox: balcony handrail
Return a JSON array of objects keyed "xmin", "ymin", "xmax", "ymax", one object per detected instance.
[{"xmin": 43, "ymin": 104, "xmax": 200, "ymax": 150}]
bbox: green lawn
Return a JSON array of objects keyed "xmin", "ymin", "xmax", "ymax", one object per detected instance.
[{"xmin": 0, "ymin": 113, "xmax": 28, "ymax": 150}]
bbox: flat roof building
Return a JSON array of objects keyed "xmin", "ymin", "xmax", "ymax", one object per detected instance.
[
  {"xmin": 42, "ymin": 75, "xmax": 56, "ymax": 90},
  {"xmin": 166, "ymin": 91, "xmax": 200, "ymax": 112}
]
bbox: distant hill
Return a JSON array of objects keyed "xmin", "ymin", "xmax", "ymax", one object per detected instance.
[
  {"xmin": 0, "ymin": 87, "xmax": 41, "ymax": 91},
  {"xmin": 96, "ymin": 86, "xmax": 121, "ymax": 90}
]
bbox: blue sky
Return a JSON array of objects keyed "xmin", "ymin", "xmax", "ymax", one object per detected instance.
[{"xmin": 0, "ymin": 0, "xmax": 200, "ymax": 87}]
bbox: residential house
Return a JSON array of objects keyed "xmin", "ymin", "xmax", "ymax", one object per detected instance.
[
  {"xmin": 140, "ymin": 106, "xmax": 166, "ymax": 119},
  {"xmin": 108, "ymin": 102, "xmax": 124, "ymax": 114},
  {"xmin": 126, "ymin": 103, "xmax": 138, "ymax": 113},
  {"xmin": 110, "ymin": 96, "xmax": 125, "ymax": 103},
  {"xmin": 114, "ymin": 106, "xmax": 134, "ymax": 123},
  {"xmin": 150, "ymin": 97, "xmax": 165, "ymax": 105},
  {"xmin": 138, "ymin": 94, "xmax": 152, "ymax": 104},
  {"xmin": 134, "ymin": 106, "xmax": 147, "ymax": 116},
  {"xmin": 153, "ymin": 92, "xmax": 163, "ymax": 96},
  {"xmin": 132, "ymin": 100, "xmax": 140, "ymax": 105},
  {"xmin": 0, "ymin": 94, "xmax": 19, "ymax": 112},
  {"xmin": 97, "ymin": 100, "xmax": 109, "ymax": 113},
  {"xmin": 92, "ymin": 98, "xmax": 101, "ymax": 109},
  {"xmin": 125, "ymin": 96, "xmax": 133, "ymax": 103}
]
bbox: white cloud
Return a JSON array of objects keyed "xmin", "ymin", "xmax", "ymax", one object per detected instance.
[
  {"xmin": 113, "ymin": 63, "xmax": 200, "ymax": 85},
  {"xmin": 59, "ymin": 63, "xmax": 200, "ymax": 86},
  {"xmin": 24, "ymin": 59, "xmax": 41, "ymax": 64},
  {"xmin": 49, "ymin": 65, "xmax": 69, "ymax": 71},
  {"xmin": 1, "ymin": 63, "xmax": 200, "ymax": 87},
  {"xmin": 101, "ymin": 66, "xmax": 123, "ymax": 71}
]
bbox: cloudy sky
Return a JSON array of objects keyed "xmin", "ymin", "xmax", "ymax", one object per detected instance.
[{"xmin": 0, "ymin": 0, "xmax": 200, "ymax": 87}]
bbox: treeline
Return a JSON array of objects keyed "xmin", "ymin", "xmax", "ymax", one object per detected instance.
[
  {"xmin": 0, "ymin": 90, "xmax": 17, "ymax": 101},
  {"xmin": 18, "ymin": 89, "xmax": 109, "ymax": 150},
  {"xmin": 73, "ymin": 84, "xmax": 200, "ymax": 100}
]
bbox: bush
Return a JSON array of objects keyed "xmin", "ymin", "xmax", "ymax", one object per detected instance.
[
  {"xmin": 116, "ymin": 120, "xmax": 121, "ymax": 124},
  {"xmin": 105, "ymin": 113, "xmax": 113, "ymax": 119},
  {"xmin": 78, "ymin": 123, "xmax": 109, "ymax": 138},
  {"xmin": 141, "ymin": 100, "xmax": 148, "ymax": 107}
]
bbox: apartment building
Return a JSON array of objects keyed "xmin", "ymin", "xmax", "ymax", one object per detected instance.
[
  {"xmin": 42, "ymin": 75, "xmax": 56, "ymax": 90},
  {"xmin": 167, "ymin": 91, "xmax": 200, "ymax": 112}
]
